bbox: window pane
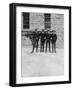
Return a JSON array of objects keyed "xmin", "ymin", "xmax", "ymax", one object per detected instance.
[
  {"xmin": 44, "ymin": 14, "xmax": 51, "ymax": 29},
  {"xmin": 23, "ymin": 12, "xmax": 29, "ymax": 29}
]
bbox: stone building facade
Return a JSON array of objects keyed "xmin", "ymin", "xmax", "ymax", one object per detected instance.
[{"xmin": 21, "ymin": 12, "xmax": 64, "ymax": 49}]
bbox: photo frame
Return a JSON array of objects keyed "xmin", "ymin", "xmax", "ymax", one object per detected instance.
[{"xmin": 9, "ymin": 3, "xmax": 71, "ymax": 87}]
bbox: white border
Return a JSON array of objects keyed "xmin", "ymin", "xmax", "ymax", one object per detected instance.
[{"xmin": 16, "ymin": 6, "xmax": 69, "ymax": 84}]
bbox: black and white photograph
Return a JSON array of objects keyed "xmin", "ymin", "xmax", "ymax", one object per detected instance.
[
  {"xmin": 21, "ymin": 12, "xmax": 64, "ymax": 77},
  {"xmin": 10, "ymin": 3, "xmax": 71, "ymax": 87}
]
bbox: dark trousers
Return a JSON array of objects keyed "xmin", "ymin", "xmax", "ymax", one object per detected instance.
[
  {"xmin": 45, "ymin": 40, "xmax": 50, "ymax": 52},
  {"xmin": 31, "ymin": 40, "xmax": 39, "ymax": 53},
  {"xmin": 40, "ymin": 41, "xmax": 45, "ymax": 52},
  {"xmin": 52, "ymin": 42, "xmax": 56, "ymax": 53},
  {"xmin": 36, "ymin": 41, "xmax": 39, "ymax": 52}
]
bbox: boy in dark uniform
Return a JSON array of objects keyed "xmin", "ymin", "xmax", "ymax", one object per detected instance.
[
  {"xmin": 40, "ymin": 29, "xmax": 46, "ymax": 52},
  {"xmin": 35, "ymin": 29, "xmax": 40, "ymax": 52},
  {"xmin": 51, "ymin": 30, "xmax": 57, "ymax": 53},
  {"xmin": 31, "ymin": 29, "xmax": 40, "ymax": 53},
  {"xmin": 45, "ymin": 30, "xmax": 51, "ymax": 52}
]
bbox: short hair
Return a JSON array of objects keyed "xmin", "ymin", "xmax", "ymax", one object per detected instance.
[{"xmin": 52, "ymin": 30, "xmax": 56, "ymax": 32}]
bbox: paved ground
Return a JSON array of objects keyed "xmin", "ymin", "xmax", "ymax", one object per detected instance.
[{"xmin": 21, "ymin": 47, "xmax": 64, "ymax": 77}]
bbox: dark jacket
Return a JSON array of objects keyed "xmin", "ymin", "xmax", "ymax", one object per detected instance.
[
  {"xmin": 40, "ymin": 32, "xmax": 46, "ymax": 42},
  {"xmin": 46, "ymin": 33, "xmax": 51, "ymax": 41},
  {"xmin": 51, "ymin": 34, "xmax": 57, "ymax": 42}
]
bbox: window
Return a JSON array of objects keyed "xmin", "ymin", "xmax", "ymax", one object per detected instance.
[
  {"xmin": 22, "ymin": 12, "xmax": 29, "ymax": 29},
  {"xmin": 44, "ymin": 14, "xmax": 51, "ymax": 29}
]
